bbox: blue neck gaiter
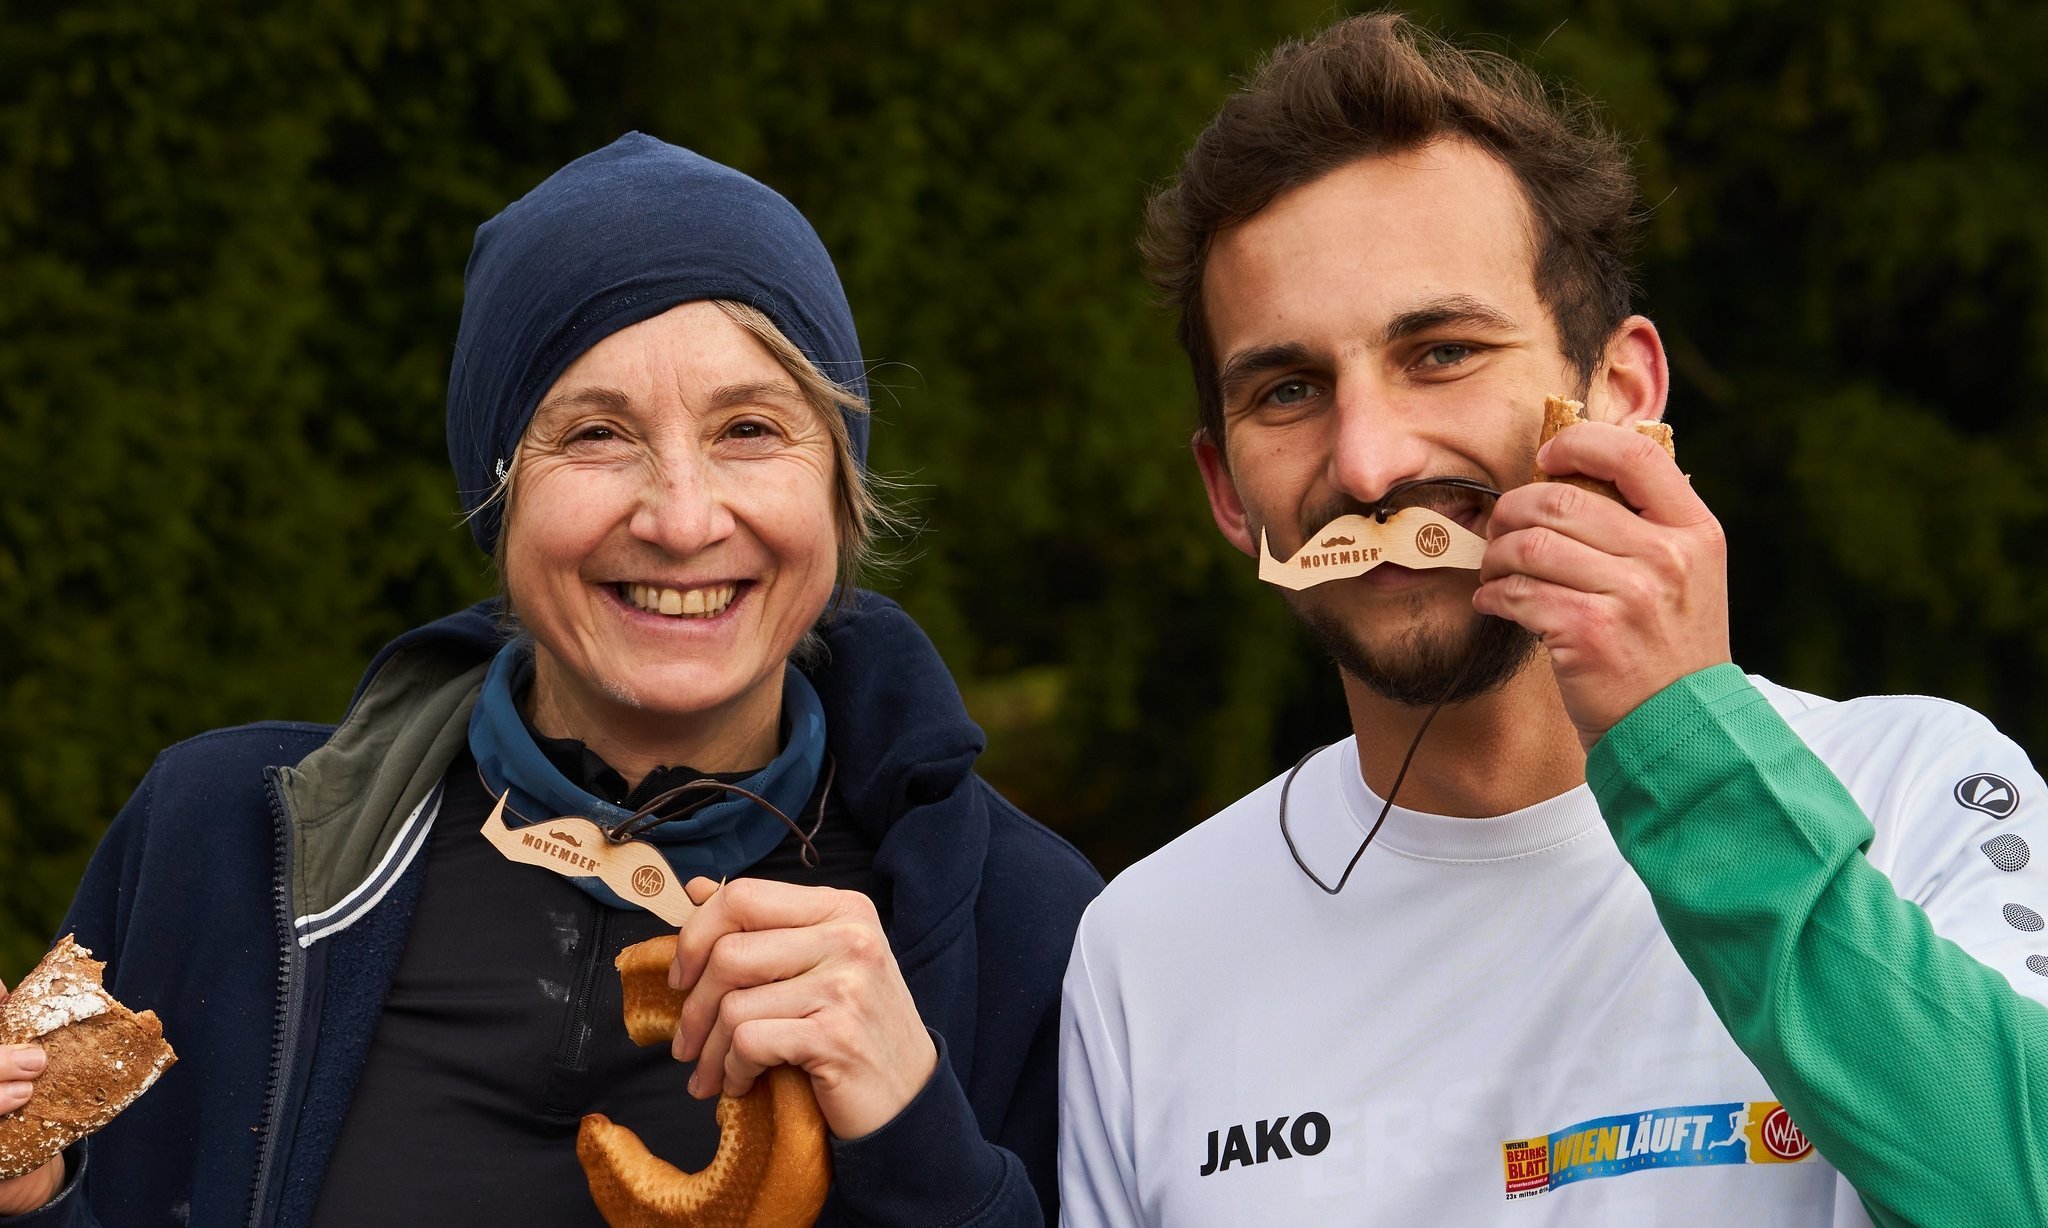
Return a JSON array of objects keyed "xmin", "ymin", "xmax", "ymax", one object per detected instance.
[{"xmin": 467, "ymin": 638, "xmax": 826, "ymax": 910}]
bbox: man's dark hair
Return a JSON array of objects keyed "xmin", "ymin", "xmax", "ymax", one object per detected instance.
[{"xmin": 1143, "ymin": 11, "xmax": 1640, "ymax": 443}]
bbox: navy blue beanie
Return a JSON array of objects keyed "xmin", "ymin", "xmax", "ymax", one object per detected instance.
[{"xmin": 447, "ymin": 132, "xmax": 870, "ymax": 554}]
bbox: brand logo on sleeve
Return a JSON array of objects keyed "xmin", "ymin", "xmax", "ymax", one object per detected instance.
[
  {"xmin": 1956, "ymin": 773, "xmax": 2019, "ymax": 819},
  {"xmin": 1199, "ymin": 1110, "xmax": 1331, "ymax": 1176},
  {"xmin": 1502, "ymin": 1100, "xmax": 1813, "ymax": 1199}
]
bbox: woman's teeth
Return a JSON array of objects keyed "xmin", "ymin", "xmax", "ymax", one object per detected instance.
[{"xmin": 621, "ymin": 582, "xmax": 737, "ymax": 618}]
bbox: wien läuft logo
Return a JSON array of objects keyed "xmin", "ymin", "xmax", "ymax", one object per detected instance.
[{"xmin": 1501, "ymin": 1100, "xmax": 1814, "ymax": 1198}]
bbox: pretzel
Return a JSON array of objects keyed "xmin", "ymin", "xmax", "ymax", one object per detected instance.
[{"xmin": 578, "ymin": 935, "xmax": 830, "ymax": 1227}]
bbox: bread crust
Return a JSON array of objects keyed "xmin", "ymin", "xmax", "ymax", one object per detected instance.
[
  {"xmin": 1533, "ymin": 395, "xmax": 1676, "ymax": 503},
  {"xmin": 0, "ymin": 936, "xmax": 176, "ymax": 1182},
  {"xmin": 579, "ymin": 935, "xmax": 830, "ymax": 1227}
]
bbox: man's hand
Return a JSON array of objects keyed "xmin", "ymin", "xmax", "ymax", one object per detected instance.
[
  {"xmin": 1474, "ymin": 419, "xmax": 1731, "ymax": 750},
  {"xmin": 667, "ymin": 878, "xmax": 938, "ymax": 1141},
  {"xmin": 0, "ymin": 978, "xmax": 64, "ymax": 1216}
]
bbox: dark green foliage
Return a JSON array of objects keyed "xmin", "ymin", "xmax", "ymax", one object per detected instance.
[{"xmin": 3, "ymin": 3, "xmax": 2042, "ymax": 972}]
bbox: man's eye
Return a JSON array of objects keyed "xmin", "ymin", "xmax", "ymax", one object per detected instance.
[
  {"xmin": 1420, "ymin": 344, "xmax": 1473, "ymax": 367},
  {"xmin": 1268, "ymin": 380, "xmax": 1318, "ymax": 406}
]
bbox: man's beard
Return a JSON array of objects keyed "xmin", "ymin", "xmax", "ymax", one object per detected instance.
[
  {"xmin": 1293, "ymin": 593, "xmax": 1538, "ymax": 708},
  {"xmin": 1269, "ymin": 481, "xmax": 1535, "ymax": 707}
]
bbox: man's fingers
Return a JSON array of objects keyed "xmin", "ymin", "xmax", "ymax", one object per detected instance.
[
  {"xmin": 1488, "ymin": 475, "xmax": 1640, "ymax": 544},
  {"xmin": 1481, "ymin": 525, "xmax": 1626, "ymax": 595},
  {"xmin": 1537, "ymin": 421, "xmax": 1700, "ymax": 526},
  {"xmin": 1472, "ymin": 571, "xmax": 1609, "ymax": 644}
]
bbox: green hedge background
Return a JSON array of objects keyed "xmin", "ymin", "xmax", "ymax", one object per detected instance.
[{"xmin": 4, "ymin": 1, "xmax": 2045, "ymax": 972}]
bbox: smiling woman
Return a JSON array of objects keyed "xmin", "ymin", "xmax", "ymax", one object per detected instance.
[
  {"xmin": 1, "ymin": 133, "xmax": 1101, "ymax": 1228},
  {"xmin": 505, "ymin": 302, "xmax": 849, "ymax": 779}
]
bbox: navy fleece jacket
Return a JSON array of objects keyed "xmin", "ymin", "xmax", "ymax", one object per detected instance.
[{"xmin": 6, "ymin": 592, "xmax": 1100, "ymax": 1227}]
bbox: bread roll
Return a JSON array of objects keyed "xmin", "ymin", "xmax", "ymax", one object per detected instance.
[
  {"xmin": 0, "ymin": 936, "xmax": 176, "ymax": 1181},
  {"xmin": 1533, "ymin": 395, "xmax": 1676, "ymax": 503}
]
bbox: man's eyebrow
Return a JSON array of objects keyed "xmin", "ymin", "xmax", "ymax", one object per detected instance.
[
  {"xmin": 1218, "ymin": 342, "xmax": 1318, "ymax": 406},
  {"xmin": 1380, "ymin": 295, "xmax": 1521, "ymax": 346}
]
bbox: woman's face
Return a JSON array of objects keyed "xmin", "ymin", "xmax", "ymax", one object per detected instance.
[{"xmin": 502, "ymin": 301, "xmax": 839, "ymax": 766}]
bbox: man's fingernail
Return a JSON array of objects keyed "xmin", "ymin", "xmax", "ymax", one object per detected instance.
[
  {"xmin": 3, "ymin": 1081, "xmax": 32, "ymax": 1101},
  {"xmin": 15, "ymin": 1047, "xmax": 45, "ymax": 1073},
  {"xmin": 667, "ymin": 966, "xmax": 680, "ymax": 990}
]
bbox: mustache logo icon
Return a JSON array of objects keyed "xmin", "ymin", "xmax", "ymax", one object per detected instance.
[{"xmin": 1257, "ymin": 508, "xmax": 1486, "ymax": 592}]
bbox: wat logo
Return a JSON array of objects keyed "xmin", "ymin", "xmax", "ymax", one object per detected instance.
[
  {"xmin": 1502, "ymin": 1100, "xmax": 1813, "ymax": 1199},
  {"xmin": 1415, "ymin": 522, "xmax": 1451, "ymax": 558},
  {"xmin": 1956, "ymin": 773, "xmax": 2019, "ymax": 819}
]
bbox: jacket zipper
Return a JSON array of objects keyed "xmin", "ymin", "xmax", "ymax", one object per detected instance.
[
  {"xmin": 248, "ymin": 770, "xmax": 309, "ymax": 1228},
  {"xmin": 545, "ymin": 899, "xmax": 609, "ymax": 1114}
]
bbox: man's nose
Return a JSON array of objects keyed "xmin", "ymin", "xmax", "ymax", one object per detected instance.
[
  {"xmin": 1326, "ymin": 385, "xmax": 1430, "ymax": 507},
  {"xmin": 628, "ymin": 448, "xmax": 736, "ymax": 555}
]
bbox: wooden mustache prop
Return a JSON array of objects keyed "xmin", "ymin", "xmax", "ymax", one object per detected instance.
[
  {"xmin": 1257, "ymin": 507, "xmax": 1486, "ymax": 592},
  {"xmin": 480, "ymin": 792, "xmax": 701, "ymax": 927}
]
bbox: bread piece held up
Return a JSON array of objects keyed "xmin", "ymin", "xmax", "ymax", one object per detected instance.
[
  {"xmin": 1533, "ymin": 395, "xmax": 1676, "ymax": 505},
  {"xmin": 0, "ymin": 936, "xmax": 177, "ymax": 1181}
]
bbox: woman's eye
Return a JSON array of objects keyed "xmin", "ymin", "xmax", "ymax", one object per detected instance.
[
  {"xmin": 1420, "ymin": 344, "xmax": 1473, "ymax": 368},
  {"xmin": 570, "ymin": 426, "xmax": 615, "ymax": 443},
  {"xmin": 727, "ymin": 419, "xmax": 777, "ymax": 440}
]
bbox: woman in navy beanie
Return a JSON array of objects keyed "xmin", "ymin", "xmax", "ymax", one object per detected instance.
[{"xmin": 0, "ymin": 134, "xmax": 1100, "ymax": 1227}]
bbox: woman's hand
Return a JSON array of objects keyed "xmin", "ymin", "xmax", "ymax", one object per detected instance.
[
  {"xmin": 0, "ymin": 977, "xmax": 64, "ymax": 1216},
  {"xmin": 668, "ymin": 878, "xmax": 938, "ymax": 1141}
]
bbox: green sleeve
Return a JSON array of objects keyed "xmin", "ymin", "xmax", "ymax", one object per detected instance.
[{"xmin": 1586, "ymin": 664, "xmax": 2048, "ymax": 1227}]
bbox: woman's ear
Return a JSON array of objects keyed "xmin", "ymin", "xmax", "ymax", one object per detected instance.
[{"xmin": 1588, "ymin": 315, "xmax": 1670, "ymax": 426}]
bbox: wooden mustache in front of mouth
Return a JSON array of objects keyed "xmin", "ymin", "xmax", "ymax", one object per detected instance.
[{"xmin": 1257, "ymin": 507, "xmax": 1486, "ymax": 592}]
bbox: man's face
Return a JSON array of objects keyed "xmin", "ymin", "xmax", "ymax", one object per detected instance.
[{"xmin": 1195, "ymin": 138, "xmax": 1578, "ymax": 705}]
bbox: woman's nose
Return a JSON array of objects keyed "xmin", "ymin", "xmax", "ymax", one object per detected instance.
[{"xmin": 628, "ymin": 449, "xmax": 736, "ymax": 555}]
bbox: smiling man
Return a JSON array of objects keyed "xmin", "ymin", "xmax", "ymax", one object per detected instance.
[{"xmin": 1058, "ymin": 13, "xmax": 2048, "ymax": 1226}]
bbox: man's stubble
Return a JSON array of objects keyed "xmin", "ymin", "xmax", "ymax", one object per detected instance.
[{"xmin": 1290, "ymin": 584, "xmax": 1539, "ymax": 708}]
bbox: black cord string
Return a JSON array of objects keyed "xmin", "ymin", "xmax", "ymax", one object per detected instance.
[
  {"xmin": 483, "ymin": 753, "xmax": 834, "ymax": 868},
  {"xmin": 1279, "ymin": 637, "xmax": 1480, "ymax": 895},
  {"xmin": 1367, "ymin": 476, "xmax": 1502, "ymax": 524}
]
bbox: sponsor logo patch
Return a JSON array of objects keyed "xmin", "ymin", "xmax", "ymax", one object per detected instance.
[
  {"xmin": 1501, "ymin": 1101, "xmax": 1813, "ymax": 1199},
  {"xmin": 1956, "ymin": 773, "xmax": 2020, "ymax": 819}
]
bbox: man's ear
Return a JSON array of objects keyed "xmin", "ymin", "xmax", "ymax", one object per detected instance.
[
  {"xmin": 1588, "ymin": 315, "xmax": 1670, "ymax": 426},
  {"xmin": 1194, "ymin": 428, "xmax": 1258, "ymax": 558}
]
